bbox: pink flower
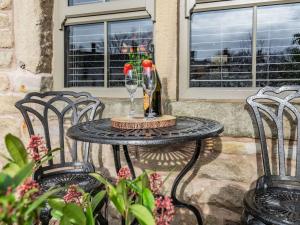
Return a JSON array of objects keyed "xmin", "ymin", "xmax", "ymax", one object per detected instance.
[
  {"xmin": 63, "ymin": 185, "xmax": 83, "ymax": 206},
  {"xmin": 154, "ymin": 196, "xmax": 175, "ymax": 225},
  {"xmin": 17, "ymin": 178, "xmax": 40, "ymax": 200},
  {"xmin": 149, "ymin": 172, "xmax": 163, "ymax": 195},
  {"xmin": 117, "ymin": 167, "xmax": 131, "ymax": 182},
  {"xmin": 27, "ymin": 135, "xmax": 48, "ymax": 161}
]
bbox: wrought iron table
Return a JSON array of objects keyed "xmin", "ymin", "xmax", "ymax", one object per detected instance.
[{"xmin": 67, "ymin": 116, "xmax": 224, "ymax": 225}]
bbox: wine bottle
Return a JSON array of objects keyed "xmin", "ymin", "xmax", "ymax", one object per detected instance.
[{"xmin": 143, "ymin": 46, "xmax": 162, "ymax": 117}]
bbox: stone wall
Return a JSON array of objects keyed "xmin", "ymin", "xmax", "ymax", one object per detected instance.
[{"xmin": 0, "ymin": 1, "xmax": 291, "ymax": 225}]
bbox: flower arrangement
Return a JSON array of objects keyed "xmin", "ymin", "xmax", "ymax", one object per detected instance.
[{"xmin": 91, "ymin": 167, "xmax": 175, "ymax": 225}]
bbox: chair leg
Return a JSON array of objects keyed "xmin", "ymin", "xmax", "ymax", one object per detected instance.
[
  {"xmin": 40, "ymin": 207, "xmax": 51, "ymax": 225},
  {"xmin": 241, "ymin": 209, "xmax": 266, "ymax": 225}
]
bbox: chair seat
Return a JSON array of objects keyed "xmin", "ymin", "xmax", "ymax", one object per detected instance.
[
  {"xmin": 39, "ymin": 172, "xmax": 103, "ymax": 195},
  {"xmin": 244, "ymin": 188, "xmax": 300, "ymax": 225}
]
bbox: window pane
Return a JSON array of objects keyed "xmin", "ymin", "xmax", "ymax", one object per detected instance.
[
  {"xmin": 108, "ymin": 19, "xmax": 153, "ymax": 87},
  {"xmin": 256, "ymin": 4, "xmax": 300, "ymax": 87},
  {"xmin": 65, "ymin": 23, "xmax": 104, "ymax": 87},
  {"xmin": 69, "ymin": 0, "xmax": 104, "ymax": 6},
  {"xmin": 190, "ymin": 8, "xmax": 253, "ymax": 87}
]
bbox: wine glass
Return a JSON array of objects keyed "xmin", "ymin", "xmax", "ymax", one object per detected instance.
[
  {"xmin": 142, "ymin": 66, "xmax": 157, "ymax": 118},
  {"xmin": 125, "ymin": 69, "xmax": 138, "ymax": 117}
]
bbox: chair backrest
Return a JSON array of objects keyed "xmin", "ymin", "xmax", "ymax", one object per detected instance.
[
  {"xmin": 15, "ymin": 91, "xmax": 105, "ymax": 177},
  {"xmin": 247, "ymin": 86, "xmax": 300, "ymax": 178}
]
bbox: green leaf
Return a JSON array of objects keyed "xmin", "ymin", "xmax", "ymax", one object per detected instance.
[
  {"xmin": 63, "ymin": 203, "xmax": 86, "ymax": 225},
  {"xmin": 25, "ymin": 188, "xmax": 62, "ymax": 218},
  {"xmin": 85, "ymin": 202, "xmax": 95, "ymax": 225},
  {"xmin": 5, "ymin": 134, "xmax": 28, "ymax": 167},
  {"xmin": 0, "ymin": 172, "xmax": 13, "ymax": 193},
  {"xmin": 142, "ymin": 188, "xmax": 155, "ymax": 212},
  {"xmin": 89, "ymin": 173, "xmax": 110, "ymax": 186},
  {"xmin": 60, "ymin": 216, "xmax": 72, "ymax": 225},
  {"xmin": 2, "ymin": 162, "xmax": 20, "ymax": 177},
  {"xmin": 48, "ymin": 198, "xmax": 66, "ymax": 211},
  {"xmin": 51, "ymin": 209, "xmax": 64, "ymax": 220},
  {"xmin": 91, "ymin": 190, "xmax": 106, "ymax": 212},
  {"xmin": 108, "ymin": 186, "xmax": 125, "ymax": 215},
  {"xmin": 129, "ymin": 204, "xmax": 155, "ymax": 225},
  {"xmin": 11, "ymin": 161, "xmax": 34, "ymax": 187}
]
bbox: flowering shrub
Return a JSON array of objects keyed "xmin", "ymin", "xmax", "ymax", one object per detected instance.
[
  {"xmin": 0, "ymin": 134, "xmax": 60, "ymax": 225},
  {"xmin": 91, "ymin": 167, "xmax": 175, "ymax": 225},
  {"xmin": 27, "ymin": 135, "xmax": 49, "ymax": 161}
]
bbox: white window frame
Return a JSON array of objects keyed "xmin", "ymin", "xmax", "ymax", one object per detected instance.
[
  {"xmin": 179, "ymin": 0, "xmax": 300, "ymax": 100},
  {"xmin": 53, "ymin": 0, "xmax": 156, "ymax": 98}
]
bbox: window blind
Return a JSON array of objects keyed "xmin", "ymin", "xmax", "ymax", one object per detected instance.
[
  {"xmin": 65, "ymin": 23, "xmax": 105, "ymax": 87},
  {"xmin": 108, "ymin": 19, "xmax": 153, "ymax": 87},
  {"xmin": 256, "ymin": 4, "xmax": 300, "ymax": 87},
  {"xmin": 190, "ymin": 8, "xmax": 253, "ymax": 88}
]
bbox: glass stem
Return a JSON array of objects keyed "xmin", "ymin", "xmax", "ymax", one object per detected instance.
[
  {"xmin": 148, "ymin": 94, "xmax": 153, "ymax": 118},
  {"xmin": 130, "ymin": 95, "xmax": 134, "ymax": 113}
]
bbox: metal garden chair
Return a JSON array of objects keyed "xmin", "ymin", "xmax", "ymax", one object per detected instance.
[
  {"xmin": 242, "ymin": 86, "xmax": 300, "ymax": 225},
  {"xmin": 15, "ymin": 91, "xmax": 107, "ymax": 225}
]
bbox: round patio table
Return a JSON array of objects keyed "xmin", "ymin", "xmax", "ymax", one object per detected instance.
[{"xmin": 67, "ymin": 116, "xmax": 223, "ymax": 225}]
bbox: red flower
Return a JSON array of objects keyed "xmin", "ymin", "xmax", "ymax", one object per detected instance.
[
  {"xmin": 117, "ymin": 167, "xmax": 131, "ymax": 182},
  {"xmin": 63, "ymin": 185, "xmax": 83, "ymax": 206},
  {"xmin": 149, "ymin": 172, "xmax": 163, "ymax": 195},
  {"xmin": 142, "ymin": 59, "xmax": 153, "ymax": 68},
  {"xmin": 123, "ymin": 63, "xmax": 133, "ymax": 76},
  {"xmin": 17, "ymin": 178, "xmax": 40, "ymax": 200},
  {"xmin": 27, "ymin": 135, "xmax": 48, "ymax": 161},
  {"xmin": 154, "ymin": 196, "xmax": 175, "ymax": 225}
]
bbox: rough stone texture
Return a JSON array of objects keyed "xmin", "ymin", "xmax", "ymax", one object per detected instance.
[
  {"xmin": 155, "ymin": 0, "xmax": 178, "ymax": 101},
  {"xmin": 0, "ymin": 116, "xmax": 22, "ymax": 165},
  {"xmin": 8, "ymin": 68, "xmax": 43, "ymax": 92},
  {"xmin": 14, "ymin": 0, "xmax": 54, "ymax": 73},
  {"xmin": 0, "ymin": 94, "xmax": 23, "ymax": 114},
  {"xmin": 0, "ymin": 72, "xmax": 10, "ymax": 91},
  {"xmin": 0, "ymin": 12, "xmax": 9, "ymax": 27},
  {"xmin": 0, "ymin": 0, "xmax": 11, "ymax": 9},
  {"xmin": 0, "ymin": 29, "xmax": 13, "ymax": 48},
  {"xmin": 0, "ymin": 51, "xmax": 12, "ymax": 67}
]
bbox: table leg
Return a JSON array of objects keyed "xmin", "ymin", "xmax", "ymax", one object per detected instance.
[
  {"xmin": 171, "ymin": 140, "xmax": 203, "ymax": 225},
  {"xmin": 112, "ymin": 145, "xmax": 122, "ymax": 174},
  {"xmin": 112, "ymin": 145, "xmax": 137, "ymax": 179},
  {"xmin": 123, "ymin": 145, "xmax": 136, "ymax": 179}
]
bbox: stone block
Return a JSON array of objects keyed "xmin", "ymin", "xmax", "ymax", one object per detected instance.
[
  {"xmin": 0, "ymin": 29, "xmax": 13, "ymax": 48},
  {"xmin": 14, "ymin": 0, "xmax": 53, "ymax": 73},
  {"xmin": 198, "ymin": 153, "xmax": 259, "ymax": 183},
  {"xmin": 0, "ymin": 12, "xmax": 10, "ymax": 27},
  {"xmin": 0, "ymin": 0, "xmax": 11, "ymax": 9},
  {"xmin": 0, "ymin": 72, "xmax": 9, "ymax": 91},
  {"xmin": 0, "ymin": 51, "xmax": 12, "ymax": 67},
  {"xmin": 9, "ymin": 68, "xmax": 42, "ymax": 92},
  {"xmin": 0, "ymin": 94, "xmax": 23, "ymax": 115},
  {"xmin": 0, "ymin": 116, "xmax": 22, "ymax": 167}
]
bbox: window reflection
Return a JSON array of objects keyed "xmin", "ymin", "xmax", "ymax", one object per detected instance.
[
  {"xmin": 256, "ymin": 3, "xmax": 300, "ymax": 87},
  {"xmin": 190, "ymin": 8, "xmax": 253, "ymax": 88},
  {"xmin": 65, "ymin": 24, "xmax": 105, "ymax": 87},
  {"xmin": 108, "ymin": 19, "xmax": 153, "ymax": 87}
]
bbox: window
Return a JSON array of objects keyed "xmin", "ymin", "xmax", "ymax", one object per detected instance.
[
  {"xmin": 256, "ymin": 4, "xmax": 300, "ymax": 87},
  {"xmin": 65, "ymin": 19, "xmax": 153, "ymax": 88},
  {"xmin": 190, "ymin": 8, "xmax": 253, "ymax": 88},
  {"xmin": 53, "ymin": 0, "xmax": 155, "ymax": 96},
  {"xmin": 180, "ymin": 0, "xmax": 300, "ymax": 99}
]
